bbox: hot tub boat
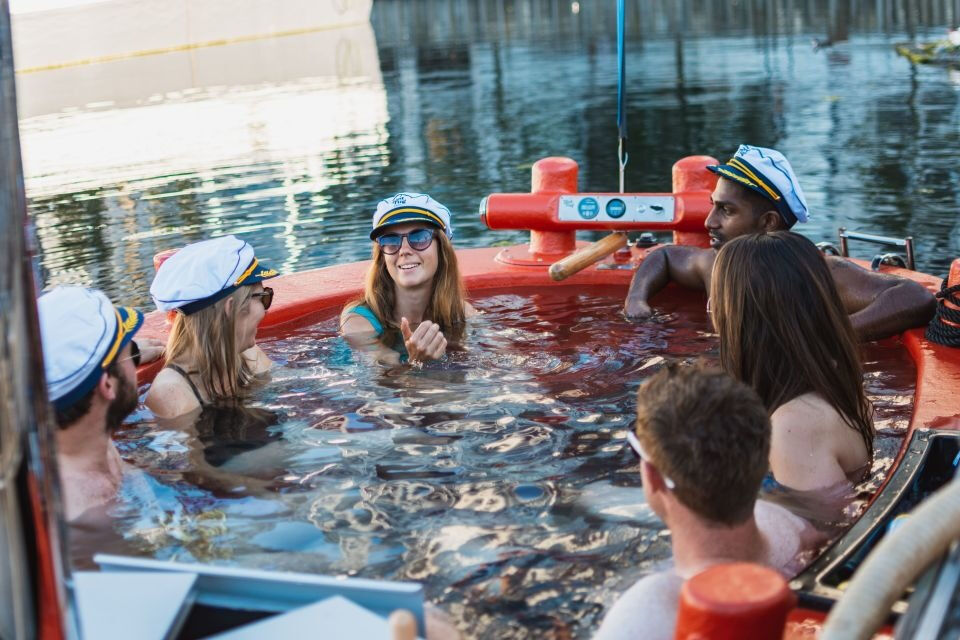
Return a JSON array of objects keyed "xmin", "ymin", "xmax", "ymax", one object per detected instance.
[
  {"xmin": 97, "ymin": 154, "xmax": 955, "ymax": 638},
  {"xmin": 3, "ymin": 153, "xmax": 959, "ymax": 639}
]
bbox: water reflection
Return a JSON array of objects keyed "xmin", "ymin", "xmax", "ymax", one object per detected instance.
[
  {"xmin": 17, "ymin": 0, "xmax": 960, "ymax": 305},
  {"xmin": 105, "ymin": 289, "xmax": 915, "ymax": 638}
]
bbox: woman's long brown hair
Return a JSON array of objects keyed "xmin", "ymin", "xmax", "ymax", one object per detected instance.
[
  {"xmin": 710, "ymin": 231, "xmax": 874, "ymax": 455},
  {"xmin": 165, "ymin": 286, "xmax": 255, "ymax": 402},
  {"xmin": 345, "ymin": 230, "xmax": 467, "ymax": 347}
]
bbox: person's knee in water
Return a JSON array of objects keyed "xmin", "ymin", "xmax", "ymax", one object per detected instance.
[
  {"xmin": 146, "ymin": 235, "xmax": 278, "ymax": 418},
  {"xmin": 340, "ymin": 192, "xmax": 474, "ymax": 365},
  {"xmin": 594, "ymin": 364, "xmax": 822, "ymax": 640},
  {"xmin": 38, "ymin": 286, "xmax": 152, "ymax": 521},
  {"xmin": 711, "ymin": 231, "xmax": 874, "ymax": 496},
  {"xmin": 623, "ymin": 144, "xmax": 935, "ymax": 340}
]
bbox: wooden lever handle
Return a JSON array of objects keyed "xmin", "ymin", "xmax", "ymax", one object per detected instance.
[{"xmin": 548, "ymin": 232, "xmax": 628, "ymax": 281}]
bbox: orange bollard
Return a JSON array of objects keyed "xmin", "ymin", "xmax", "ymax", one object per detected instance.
[
  {"xmin": 675, "ymin": 563, "xmax": 796, "ymax": 640},
  {"xmin": 672, "ymin": 155, "xmax": 718, "ymax": 249},
  {"xmin": 672, "ymin": 155, "xmax": 719, "ymax": 193},
  {"xmin": 532, "ymin": 157, "xmax": 579, "ymax": 194},
  {"xmin": 529, "ymin": 157, "xmax": 578, "ymax": 255}
]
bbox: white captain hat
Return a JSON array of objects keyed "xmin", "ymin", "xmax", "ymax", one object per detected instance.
[
  {"xmin": 370, "ymin": 192, "xmax": 454, "ymax": 239},
  {"xmin": 150, "ymin": 235, "xmax": 278, "ymax": 314},
  {"xmin": 707, "ymin": 144, "xmax": 809, "ymax": 227},
  {"xmin": 38, "ymin": 286, "xmax": 143, "ymax": 411}
]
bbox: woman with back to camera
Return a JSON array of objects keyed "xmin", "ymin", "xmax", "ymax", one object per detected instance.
[
  {"xmin": 340, "ymin": 192, "xmax": 474, "ymax": 365},
  {"xmin": 710, "ymin": 231, "xmax": 874, "ymax": 495},
  {"xmin": 146, "ymin": 235, "xmax": 278, "ymax": 418}
]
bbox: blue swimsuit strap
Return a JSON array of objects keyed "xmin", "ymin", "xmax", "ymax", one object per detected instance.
[
  {"xmin": 346, "ymin": 304, "xmax": 408, "ymax": 362},
  {"xmin": 347, "ymin": 304, "xmax": 384, "ymax": 336}
]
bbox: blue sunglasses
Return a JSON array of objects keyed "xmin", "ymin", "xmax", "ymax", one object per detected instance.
[{"xmin": 376, "ymin": 228, "xmax": 436, "ymax": 255}]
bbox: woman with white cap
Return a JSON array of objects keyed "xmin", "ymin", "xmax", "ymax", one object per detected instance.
[
  {"xmin": 146, "ymin": 235, "xmax": 278, "ymax": 418},
  {"xmin": 340, "ymin": 193, "xmax": 474, "ymax": 365}
]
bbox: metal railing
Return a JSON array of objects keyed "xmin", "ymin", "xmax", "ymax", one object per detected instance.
[{"xmin": 838, "ymin": 227, "xmax": 916, "ymax": 271}]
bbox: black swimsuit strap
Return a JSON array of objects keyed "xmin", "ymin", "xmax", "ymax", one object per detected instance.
[{"xmin": 164, "ymin": 363, "xmax": 207, "ymax": 407}]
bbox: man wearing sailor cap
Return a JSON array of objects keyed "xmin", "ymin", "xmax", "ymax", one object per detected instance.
[
  {"xmin": 38, "ymin": 286, "xmax": 160, "ymax": 521},
  {"xmin": 624, "ymin": 144, "xmax": 935, "ymax": 341}
]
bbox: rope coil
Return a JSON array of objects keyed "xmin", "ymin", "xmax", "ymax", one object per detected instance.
[{"xmin": 925, "ymin": 279, "xmax": 960, "ymax": 347}]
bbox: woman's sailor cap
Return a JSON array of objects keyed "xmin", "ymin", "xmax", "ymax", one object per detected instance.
[
  {"xmin": 38, "ymin": 286, "xmax": 143, "ymax": 411},
  {"xmin": 370, "ymin": 193, "xmax": 454, "ymax": 240},
  {"xmin": 150, "ymin": 235, "xmax": 277, "ymax": 314},
  {"xmin": 707, "ymin": 145, "xmax": 809, "ymax": 227}
]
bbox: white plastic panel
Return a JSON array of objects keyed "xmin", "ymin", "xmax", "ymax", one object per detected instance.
[
  {"xmin": 557, "ymin": 194, "xmax": 675, "ymax": 223},
  {"xmin": 74, "ymin": 571, "xmax": 196, "ymax": 640}
]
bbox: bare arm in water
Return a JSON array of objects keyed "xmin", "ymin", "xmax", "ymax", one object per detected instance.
[
  {"xmin": 340, "ymin": 313, "xmax": 448, "ymax": 366},
  {"xmin": 827, "ymin": 257, "xmax": 936, "ymax": 342},
  {"xmin": 623, "ymin": 246, "xmax": 715, "ymax": 318}
]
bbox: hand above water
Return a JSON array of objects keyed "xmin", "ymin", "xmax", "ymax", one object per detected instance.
[
  {"xmin": 623, "ymin": 299, "xmax": 654, "ymax": 320},
  {"xmin": 400, "ymin": 317, "xmax": 447, "ymax": 363},
  {"xmin": 134, "ymin": 337, "xmax": 165, "ymax": 364},
  {"xmin": 390, "ymin": 606, "xmax": 461, "ymax": 640}
]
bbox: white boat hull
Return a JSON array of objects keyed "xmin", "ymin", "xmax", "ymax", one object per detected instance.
[{"xmin": 10, "ymin": 0, "xmax": 373, "ymax": 72}]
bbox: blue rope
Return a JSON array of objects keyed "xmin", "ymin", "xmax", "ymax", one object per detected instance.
[{"xmin": 617, "ymin": 0, "xmax": 627, "ymax": 141}]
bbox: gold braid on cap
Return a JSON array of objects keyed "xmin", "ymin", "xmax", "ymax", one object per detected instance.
[{"xmin": 727, "ymin": 158, "xmax": 781, "ymax": 201}]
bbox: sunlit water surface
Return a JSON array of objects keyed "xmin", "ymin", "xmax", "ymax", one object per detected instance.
[
  {"xmin": 17, "ymin": 0, "xmax": 960, "ymax": 307},
  {"xmin": 101, "ymin": 289, "xmax": 915, "ymax": 639},
  {"xmin": 16, "ymin": 0, "xmax": 932, "ymax": 635}
]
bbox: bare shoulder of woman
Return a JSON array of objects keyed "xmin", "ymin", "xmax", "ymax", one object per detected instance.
[
  {"xmin": 464, "ymin": 301, "xmax": 479, "ymax": 318},
  {"xmin": 777, "ymin": 393, "xmax": 837, "ymax": 429},
  {"xmin": 145, "ymin": 368, "xmax": 201, "ymax": 418},
  {"xmin": 770, "ymin": 395, "xmax": 849, "ymax": 490},
  {"xmin": 339, "ymin": 311, "xmax": 401, "ymax": 365},
  {"xmin": 339, "ymin": 310, "xmax": 378, "ymax": 336}
]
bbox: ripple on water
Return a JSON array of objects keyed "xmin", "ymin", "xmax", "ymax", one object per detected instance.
[{"xmin": 109, "ymin": 288, "xmax": 916, "ymax": 638}]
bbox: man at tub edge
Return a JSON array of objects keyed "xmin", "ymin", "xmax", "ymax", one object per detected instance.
[
  {"xmin": 623, "ymin": 144, "xmax": 935, "ymax": 341},
  {"xmin": 38, "ymin": 286, "xmax": 156, "ymax": 522},
  {"xmin": 593, "ymin": 365, "xmax": 821, "ymax": 640}
]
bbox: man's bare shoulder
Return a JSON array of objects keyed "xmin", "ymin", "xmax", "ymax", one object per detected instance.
[
  {"xmin": 60, "ymin": 471, "xmax": 119, "ymax": 522},
  {"xmin": 656, "ymin": 244, "xmax": 715, "ymax": 285},
  {"xmin": 826, "ymin": 254, "xmax": 902, "ymax": 285},
  {"xmin": 593, "ymin": 571, "xmax": 683, "ymax": 640},
  {"xmin": 657, "ymin": 243, "xmax": 714, "ymax": 261}
]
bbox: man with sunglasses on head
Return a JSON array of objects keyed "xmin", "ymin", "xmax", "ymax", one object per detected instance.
[
  {"xmin": 594, "ymin": 364, "xmax": 822, "ymax": 640},
  {"xmin": 38, "ymin": 286, "xmax": 161, "ymax": 522},
  {"xmin": 624, "ymin": 145, "xmax": 935, "ymax": 342}
]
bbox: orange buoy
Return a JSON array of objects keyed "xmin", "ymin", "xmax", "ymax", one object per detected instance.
[{"xmin": 675, "ymin": 563, "xmax": 795, "ymax": 640}]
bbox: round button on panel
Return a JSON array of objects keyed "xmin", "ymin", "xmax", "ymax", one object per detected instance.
[
  {"xmin": 606, "ymin": 198, "xmax": 627, "ymax": 218},
  {"xmin": 578, "ymin": 197, "xmax": 599, "ymax": 219}
]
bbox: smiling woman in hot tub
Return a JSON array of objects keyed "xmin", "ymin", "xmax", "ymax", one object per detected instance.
[{"xmin": 340, "ymin": 193, "xmax": 476, "ymax": 365}]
